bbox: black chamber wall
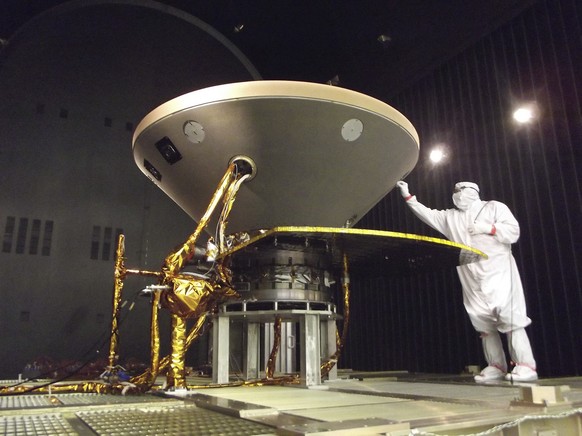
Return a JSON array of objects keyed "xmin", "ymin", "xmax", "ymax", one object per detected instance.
[{"xmin": 342, "ymin": 0, "xmax": 582, "ymax": 378}]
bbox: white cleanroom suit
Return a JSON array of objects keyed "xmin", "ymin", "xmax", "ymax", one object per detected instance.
[{"xmin": 396, "ymin": 181, "xmax": 537, "ymax": 382}]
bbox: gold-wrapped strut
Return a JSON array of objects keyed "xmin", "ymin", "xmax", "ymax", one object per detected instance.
[
  {"xmin": 109, "ymin": 235, "xmax": 161, "ymax": 369},
  {"xmin": 149, "ymin": 290, "xmax": 161, "ymax": 381},
  {"xmin": 266, "ymin": 317, "xmax": 282, "ymax": 379},
  {"xmin": 218, "ymin": 175, "xmax": 249, "ymax": 252},
  {"xmin": 321, "ymin": 253, "xmax": 350, "ymax": 378},
  {"xmin": 124, "ymin": 164, "xmax": 248, "ymax": 390},
  {"xmin": 131, "ymin": 314, "xmax": 208, "ymax": 386},
  {"xmin": 186, "ymin": 375, "xmax": 300, "ymax": 389},
  {"xmin": 109, "ymin": 235, "xmax": 126, "ymax": 368},
  {"xmin": 168, "ymin": 315, "xmax": 187, "ymax": 388},
  {"xmin": 161, "ymin": 163, "xmax": 243, "ymax": 278},
  {"xmin": 0, "ymin": 381, "xmax": 138, "ymax": 396}
]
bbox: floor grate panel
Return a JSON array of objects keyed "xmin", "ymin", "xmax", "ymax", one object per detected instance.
[
  {"xmin": 56, "ymin": 393, "xmax": 173, "ymax": 406},
  {"xmin": 0, "ymin": 396, "xmax": 56, "ymax": 409},
  {"xmin": 0, "ymin": 392, "xmax": 175, "ymax": 410},
  {"xmin": 0, "ymin": 414, "xmax": 77, "ymax": 435},
  {"xmin": 77, "ymin": 404, "xmax": 275, "ymax": 435}
]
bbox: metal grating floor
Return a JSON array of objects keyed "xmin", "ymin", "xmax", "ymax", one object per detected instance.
[
  {"xmin": 0, "ymin": 414, "xmax": 77, "ymax": 436},
  {"xmin": 0, "ymin": 392, "xmax": 176, "ymax": 410},
  {"xmin": 77, "ymin": 404, "xmax": 274, "ymax": 435},
  {"xmin": 1, "ymin": 374, "xmax": 581, "ymax": 435},
  {"xmin": 0, "ymin": 395, "xmax": 57, "ymax": 409}
]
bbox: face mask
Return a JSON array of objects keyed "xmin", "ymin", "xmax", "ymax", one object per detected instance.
[{"xmin": 453, "ymin": 188, "xmax": 479, "ymax": 210}]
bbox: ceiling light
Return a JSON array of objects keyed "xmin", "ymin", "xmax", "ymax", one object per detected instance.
[
  {"xmin": 429, "ymin": 147, "xmax": 447, "ymax": 164},
  {"xmin": 513, "ymin": 107, "xmax": 534, "ymax": 123}
]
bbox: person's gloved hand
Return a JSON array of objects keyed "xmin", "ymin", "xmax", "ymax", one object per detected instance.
[
  {"xmin": 468, "ymin": 222, "xmax": 493, "ymax": 235},
  {"xmin": 396, "ymin": 181, "xmax": 411, "ymax": 198}
]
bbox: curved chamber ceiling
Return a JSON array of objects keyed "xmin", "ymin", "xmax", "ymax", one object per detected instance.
[{"xmin": 0, "ymin": 0, "xmax": 261, "ymax": 114}]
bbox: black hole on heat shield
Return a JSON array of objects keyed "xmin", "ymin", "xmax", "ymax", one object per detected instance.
[
  {"xmin": 230, "ymin": 155, "xmax": 256, "ymax": 180},
  {"xmin": 234, "ymin": 158, "xmax": 253, "ymax": 176},
  {"xmin": 144, "ymin": 159, "xmax": 162, "ymax": 181},
  {"xmin": 155, "ymin": 136, "xmax": 182, "ymax": 165}
]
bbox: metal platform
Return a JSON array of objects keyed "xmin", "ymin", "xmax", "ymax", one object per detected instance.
[
  {"xmin": 219, "ymin": 226, "xmax": 487, "ymax": 277},
  {"xmin": 1, "ymin": 373, "xmax": 581, "ymax": 435}
]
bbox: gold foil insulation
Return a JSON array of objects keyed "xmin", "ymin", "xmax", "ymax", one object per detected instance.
[
  {"xmin": 174, "ymin": 374, "xmax": 300, "ymax": 391},
  {"xmin": 186, "ymin": 375, "xmax": 300, "ymax": 389},
  {"xmin": 266, "ymin": 317, "xmax": 282, "ymax": 379},
  {"xmin": 109, "ymin": 234, "xmax": 126, "ymax": 368},
  {"xmin": 149, "ymin": 291, "xmax": 161, "ymax": 382},
  {"xmin": 159, "ymin": 276, "xmax": 238, "ymax": 320},
  {"xmin": 109, "ymin": 235, "xmax": 162, "ymax": 371},
  {"xmin": 218, "ymin": 174, "xmax": 250, "ymax": 252},
  {"xmin": 168, "ymin": 315, "xmax": 187, "ymax": 388},
  {"xmin": 0, "ymin": 380, "xmax": 142, "ymax": 396},
  {"xmin": 161, "ymin": 164, "xmax": 237, "ymax": 278},
  {"xmin": 130, "ymin": 313, "xmax": 209, "ymax": 386},
  {"xmin": 123, "ymin": 164, "xmax": 246, "ymax": 390},
  {"xmin": 321, "ymin": 253, "xmax": 351, "ymax": 378},
  {"xmin": 161, "ymin": 277, "xmax": 215, "ymax": 319}
]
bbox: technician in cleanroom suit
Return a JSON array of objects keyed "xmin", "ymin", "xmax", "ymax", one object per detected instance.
[{"xmin": 396, "ymin": 180, "xmax": 538, "ymax": 382}]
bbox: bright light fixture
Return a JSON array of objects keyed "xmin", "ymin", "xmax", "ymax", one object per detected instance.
[
  {"xmin": 513, "ymin": 107, "xmax": 534, "ymax": 123},
  {"xmin": 429, "ymin": 148, "xmax": 445, "ymax": 163}
]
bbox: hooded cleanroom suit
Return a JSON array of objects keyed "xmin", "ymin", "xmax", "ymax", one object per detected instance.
[{"xmin": 398, "ymin": 181, "xmax": 537, "ymax": 382}]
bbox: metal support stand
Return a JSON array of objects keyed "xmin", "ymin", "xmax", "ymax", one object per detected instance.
[
  {"xmin": 244, "ymin": 323, "xmax": 260, "ymax": 380},
  {"xmin": 212, "ymin": 316, "xmax": 230, "ymax": 384},
  {"xmin": 211, "ymin": 309, "xmax": 337, "ymax": 386},
  {"xmin": 299, "ymin": 313, "xmax": 321, "ymax": 386}
]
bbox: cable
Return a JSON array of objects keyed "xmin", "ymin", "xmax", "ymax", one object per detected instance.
[
  {"xmin": 203, "ymin": 167, "xmax": 250, "ymax": 281},
  {"xmin": 0, "ymin": 287, "xmax": 143, "ymax": 395}
]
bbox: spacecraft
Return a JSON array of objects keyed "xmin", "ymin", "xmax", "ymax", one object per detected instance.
[
  {"xmin": 0, "ymin": 80, "xmax": 485, "ymax": 395},
  {"xmin": 111, "ymin": 80, "xmax": 485, "ymax": 390}
]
